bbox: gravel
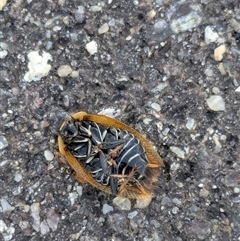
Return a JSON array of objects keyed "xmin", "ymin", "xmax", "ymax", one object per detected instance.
[{"xmin": 0, "ymin": 0, "xmax": 240, "ymax": 240}]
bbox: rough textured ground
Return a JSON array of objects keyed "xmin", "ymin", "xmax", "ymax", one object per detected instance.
[{"xmin": 0, "ymin": 0, "xmax": 240, "ymax": 240}]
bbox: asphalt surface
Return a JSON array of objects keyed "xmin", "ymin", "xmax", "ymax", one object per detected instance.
[{"xmin": 0, "ymin": 0, "xmax": 240, "ymax": 240}]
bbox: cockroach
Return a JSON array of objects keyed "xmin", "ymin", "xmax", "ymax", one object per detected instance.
[{"xmin": 58, "ymin": 111, "xmax": 164, "ymax": 208}]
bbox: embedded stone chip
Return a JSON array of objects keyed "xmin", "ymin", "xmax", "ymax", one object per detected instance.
[
  {"xmin": 206, "ymin": 95, "xmax": 225, "ymax": 111},
  {"xmin": 23, "ymin": 51, "xmax": 52, "ymax": 82},
  {"xmin": 86, "ymin": 40, "xmax": 98, "ymax": 55},
  {"xmin": 57, "ymin": 65, "xmax": 72, "ymax": 77},
  {"xmin": 0, "ymin": 135, "xmax": 8, "ymax": 150},
  {"xmin": 0, "ymin": 0, "xmax": 7, "ymax": 10},
  {"xmin": 214, "ymin": 45, "xmax": 226, "ymax": 61},
  {"xmin": 98, "ymin": 23, "xmax": 109, "ymax": 35},
  {"xmin": 44, "ymin": 150, "xmax": 54, "ymax": 161}
]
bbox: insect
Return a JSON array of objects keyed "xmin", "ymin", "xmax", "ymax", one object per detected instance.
[{"xmin": 58, "ymin": 111, "xmax": 164, "ymax": 208}]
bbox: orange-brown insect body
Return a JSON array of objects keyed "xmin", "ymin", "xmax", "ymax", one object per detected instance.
[{"xmin": 58, "ymin": 111, "xmax": 164, "ymax": 207}]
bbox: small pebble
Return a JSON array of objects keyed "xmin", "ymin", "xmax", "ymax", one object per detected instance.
[
  {"xmin": 204, "ymin": 26, "xmax": 219, "ymax": 44},
  {"xmin": 135, "ymin": 197, "xmax": 152, "ymax": 209},
  {"xmin": 172, "ymin": 207, "xmax": 179, "ymax": 214},
  {"xmin": 14, "ymin": 173, "xmax": 22, "ymax": 182},
  {"xmin": 57, "ymin": 65, "xmax": 72, "ymax": 77},
  {"xmin": 162, "ymin": 127, "xmax": 170, "ymax": 135},
  {"xmin": 168, "ymin": 3, "xmax": 202, "ymax": 34},
  {"xmin": 230, "ymin": 19, "xmax": 240, "ymax": 32},
  {"xmin": 218, "ymin": 63, "xmax": 226, "ymax": 75},
  {"xmin": 172, "ymin": 198, "xmax": 182, "ymax": 205},
  {"xmin": 89, "ymin": 6, "xmax": 102, "ymax": 12},
  {"xmin": 234, "ymin": 187, "xmax": 240, "ymax": 194},
  {"xmin": 199, "ymin": 188, "xmax": 210, "ymax": 198},
  {"xmin": 11, "ymin": 87, "xmax": 19, "ymax": 96},
  {"xmin": 113, "ymin": 196, "xmax": 131, "ymax": 210},
  {"xmin": 214, "ymin": 44, "xmax": 226, "ymax": 61},
  {"xmin": 127, "ymin": 211, "xmax": 138, "ymax": 219},
  {"xmin": 161, "ymin": 196, "xmax": 172, "ymax": 206},
  {"xmin": 206, "ymin": 95, "xmax": 225, "ymax": 111},
  {"xmin": 205, "ymin": 68, "xmax": 213, "ymax": 77},
  {"xmin": 86, "ymin": 40, "xmax": 98, "ymax": 55},
  {"xmin": 108, "ymin": 213, "xmax": 128, "ymax": 232},
  {"xmin": 98, "ymin": 23, "xmax": 109, "ymax": 35},
  {"xmin": 235, "ymin": 86, "xmax": 240, "ymax": 93},
  {"xmin": 71, "ymin": 70, "xmax": 79, "ymax": 78},
  {"xmin": 40, "ymin": 220, "xmax": 50, "ymax": 235},
  {"xmin": 170, "ymin": 146, "xmax": 185, "ymax": 159},
  {"xmin": 151, "ymin": 102, "xmax": 161, "ymax": 111},
  {"xmin": 212, "ymin": 87, "xmax": 220, "ymax": 94},
  {"xmin": 147, "ymin": 10, "xmax": 156, "ymax": 20},
  {"xmin": 0, "ymin": 50, "xmax": 8, "ymax": 59},
  {"xmin": 143, "ymin": 118, "xmax": 152, "ymax": 125},
  {"xmin": 31, "ymin": 203, "xmax": 41, "ymax": 232},
  {"xmin": 24, "ymin": 51, "xmax": 52, "ymax": 82},
  {"xmin": 170, "ymin": 162, "xmax": 180, "ymax": 171},
  {"xmin": 0, "ymin": 135, "xmax": 8, "ymax": 150},
  {"xmin": 76, "ymin": 185, "xmax": 83, "ymax": 197},
  {"xmin": 69, "ymin": 192, "xmax": 78, "ymax": 205},
  {"xmin": 220, "ymin": 135, "xmax": 227, "ymax": 141},
  {"xmin": 46, "ymin": 209, "xmax": 60, "ymax": 231},
  {"xmin": 74, "ymin": 6, "xmax": 85, "ymax": 23},
  {"xmin": 0, "ymin": 198, "xmax": 14, "ymax": 212},
  {"xmin": 44, "ymin": 150, "xmax": 54, "ymax": 161},
  {"xmin": 102, "ymin": 204, "xmax": 114, "ymax": 214},
  {"xmin": 186, "ymin": 118, "xmax": 195, "ymax": 130},
  {"xmin": 0, "ymin": 0, "xmax": 7, "ymax": 10}
]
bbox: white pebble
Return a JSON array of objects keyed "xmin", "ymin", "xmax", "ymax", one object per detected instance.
[
  {"xmin": 220, "ymin": 135, "xmax": 226, "ymax": 141},
  {"xmin": 76, "ymin": 185, "xmax": 83, "ymax": 196},
  {"xmin": 234, "ymin": 187, "xmax": 240, "ymax": 193},
  {"xmin": 170, "ymin": 162, "xmax": 180, "ymax": 171},
  {"xmin": 14, "ymin": 173, "xmax": 22, "ymax": 182},
  {"xmin": 57, "ymin": 65, "xmax": 72, "ymax": 77},
  {"xmin": 0, "ymin": 50, "xmax": 8, "ymax": 59},
  {"xmin": 98, "ymin": 23, "xmax": 109, "ymax": 35},
  {"xmin": 205, "ymin": 68, "xmax": 213, "ymax": 77},
  {"xmin": 212, "ymin": 87, "xmax": 220, "ymax": 94},
  {"xmin": 162, "ymin": 128, "xmax": 170, "ymax": 136},
  {"xmin": 68, "ymin": 192, "xmax": 78, "ymax": 205},
  {"xmin": 44, "ymin": 150, "xmax": 54, "ymax": 161},
  {"xmin": 0, "ymin": 198, "xmax": 14, "ymax": 212},
  {"xmin": 113, "ymin": 196, "xmax": 131, "ymax": 210},
  {"xmin": 170, "ymin": 146, "xmax": 185, "ymax": 159},
  {"xmin": 40, "ymin": 220, "xmax": 50, "ymax": 235},
  {"xmin": 0, "ymin": 135, "xmax": 8, "ymax": 150},
  {"xmin": 186, "ymin": 118, "xmax": 195, "ymax": 130},
  {"xmin": 128, "ymin": 211, "xmax": 138, "ymax": 219},
  {"xmin": 172, "ymin": 207, "xmax": 179, "ymax": 214},
  {"xmin": 235, "ymin": 86, "xmax": 240, "ymax": 93},
  {"xmin": 102, "ymin": 203, "xmax": 114, "ymax": 214},
  {"xmin": 71, "ymin": 70, "xmax": 79, "ymax": 78},
  {"xmin": 199, "ymin": 188, "xmax": 210, "ymax": 198},
  {"xmin": 23, "ymin": 51, "xmax": 52, "ymax": 82},
  {"xmin": 143, "ymin": 118, "xmax": 152, "ymax": 125},
  {"xmin": 206, "ymin": 95, "xmax": 225, "ymax": 111},
  {"xmin": 151, "ymin": 102, "xmax": 161, "ymax": 111},
  {"xmin": 89, "ymin": 6, "xmax": 102, "ymax": 12},
  {"xmin": 204, "ymin": 26, "xmax": 219, "ymax": 44},
  {"xmin": 86, "ymin": 40, "xmax": 98, "ymax": 55}
]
